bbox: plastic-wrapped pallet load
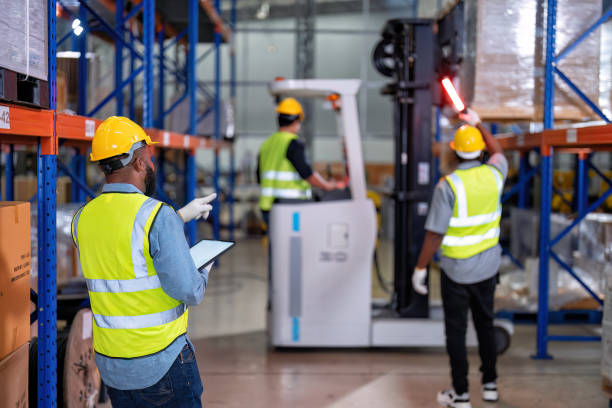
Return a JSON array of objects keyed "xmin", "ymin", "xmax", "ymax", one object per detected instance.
[
  {"xmin": 0, "ymin": 0, "xmax": 48, "ymax": 80},
  {"xmin": 579, "ymin": 213, "xmax": 612, "ymax": 263},
  {"xmin": 509, "ymin": 207, "xmax": 577, "ymax": 264},
  {"xmin": 30, "ymin": 204, "xmax": 83, "ymax": 290},
  {"xmin": 458, "ymin": 0, "xmax": 601, "ymax": 121}
]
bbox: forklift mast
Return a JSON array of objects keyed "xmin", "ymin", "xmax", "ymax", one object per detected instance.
[{"xmin": 374, "ymin": 19, "xmax": 436, "ymax": 317}]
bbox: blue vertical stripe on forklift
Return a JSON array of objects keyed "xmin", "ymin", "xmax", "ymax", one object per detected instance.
[
  {"xmin": 293, "ymin": 212, "xmax": 300, "ymax": 232},
  {"xmin": 292, "ymin": 317, "xmax": 300, "ymax": 342}
]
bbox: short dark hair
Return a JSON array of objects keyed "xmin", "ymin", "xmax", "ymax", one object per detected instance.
[
  {"xmin": 278, "ymin": 113, "xmax": 300, "ymax": 127},
  {"xmin": 99, "ymin": 145, "xmax": 147, "ymax": 176}
]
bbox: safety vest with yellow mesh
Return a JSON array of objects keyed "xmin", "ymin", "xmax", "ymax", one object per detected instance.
[
  {"xmin": 259, "ymin": 131, "xmax": 312, "ymax": 211},
  {"xmin": 71, "ymin": 193, "xmax": 188, "ymax": 359},
  {"xmin": 440, "ymin": 164, "xmax": 504, "ymax": 259}
]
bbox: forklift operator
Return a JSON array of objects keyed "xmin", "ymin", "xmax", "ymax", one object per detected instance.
[
  {"xmin": 412, "ymin": 109, "xmax": 507, "ymax": 408},
  {"xmin": 257, "ymin": 97, "xmax": 340, "ymax": 226}
]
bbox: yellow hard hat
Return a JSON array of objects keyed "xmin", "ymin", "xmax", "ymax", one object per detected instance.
[
  {"xmin": 276, "ymin": 97, "xmax": 304, "ymax": 121},
  {"xmin": 90, "ymin": 116, "xmax": 157, "ymax": 162},
  {"xmin": 450, "ymin": 125, "xmax": 485, "ymax": 157}
]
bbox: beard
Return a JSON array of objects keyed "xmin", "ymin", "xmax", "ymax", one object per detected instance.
[{"xmin": 144, "ymin": 165, "xmax": 156, "ymax": 196}]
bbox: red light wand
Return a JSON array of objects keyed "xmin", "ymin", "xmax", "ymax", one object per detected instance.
[{"xmin": 441, "ymin": 77, "xmax": 466, "ymax": 113}]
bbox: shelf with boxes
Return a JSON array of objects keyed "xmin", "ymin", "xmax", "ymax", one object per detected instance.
[{"xmin": 1, "ymin": 0, "xmax": 238, "ymax": 405}]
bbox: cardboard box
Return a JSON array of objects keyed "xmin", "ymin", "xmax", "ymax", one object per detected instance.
[
  {"xmin": 0, "ymin": 202, "xmax": 31, "ymax": 360},
  {"xmin": 13, "ymin": 175, "xmax": 71, "ymax": 204},
  {"xmin": 0, "ymin": 342, "xmax": 28, "ymax": 408}
]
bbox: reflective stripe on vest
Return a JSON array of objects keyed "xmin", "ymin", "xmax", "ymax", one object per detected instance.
[
  {"xmin": 258, "ymin": 132, "xmax": 312, "ymax": 211},
  {"xmin": 260, "ymin": 187, "xmax": 312, "ymax": 200},
  {"xmin": 73, "ymin": 192, "xmax": 188, "ymax": 359},
  {"xmin": 261, "ymin": 170, "xmax": 303, "ymax": 182},
  {"xmin": 94, "ymin": 304, "xmax": 186, "ymax": 329},
  {"xmin": 86, "ymin": 274, "xmax": 162, "ymax": 293},
  {"xmin": 441, "ymin": 165, "xmax": 503, "ymax": 259}
]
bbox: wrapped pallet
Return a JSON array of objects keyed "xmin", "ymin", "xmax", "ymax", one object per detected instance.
[
  {"xmin": 0, "ymin": 0, "xmax": 48, "ymax": 80},
  {"xmin": 579, "ymin": 213, "xmax": 612, "ymax": 263},
  {"xmin": 457, "ymin": 0, "xmax": 601, "ymax": 121}
]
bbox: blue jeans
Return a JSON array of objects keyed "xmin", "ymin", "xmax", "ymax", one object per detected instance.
[{"xmin": 107, "ymin": 343, "xmax": 203, "ymax": 408}]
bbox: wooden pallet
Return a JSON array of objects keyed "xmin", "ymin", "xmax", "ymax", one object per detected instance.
[{"xmin": 0, "ymin": 68, "xmax": 49, "ymax": 109}]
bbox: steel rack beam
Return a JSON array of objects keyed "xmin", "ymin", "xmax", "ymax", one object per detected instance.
[{"xmin": 37, "ymin": 2, "xmax": 58, "ymax": 404}]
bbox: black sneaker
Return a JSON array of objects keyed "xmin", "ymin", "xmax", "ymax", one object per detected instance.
[
  {"xmin": 482, "ymin": 382, "xmax": 499, "ymax": 402},
  {"xmin": 437, "ymin": 388, "xmax": 472, "ymax": 408}
]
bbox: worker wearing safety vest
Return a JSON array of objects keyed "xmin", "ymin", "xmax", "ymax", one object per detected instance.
[
  {"xmin": 71, "ymin": 116, "xmax": 216, "ymax": 408},
  {"xmin": 257, "ymin": 97, "xmax": 340, "ymax": 227},
  {"xmin": 413, "ymin": 109, "xmax": 507, "ymax": 408}
]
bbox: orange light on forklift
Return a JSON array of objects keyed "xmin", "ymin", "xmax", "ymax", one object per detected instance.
[
  {"xmin": 327, "ymin": 93, "xmax": 341, "ymax": 110},
  {"xmin": 441, "ymin": 77, "xmax": 466, "ymax": 112}
]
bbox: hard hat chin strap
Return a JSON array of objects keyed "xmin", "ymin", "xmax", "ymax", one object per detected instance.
[{"xmin": 99, "ymin": 141, "xmax": 147, "ymax": 174}]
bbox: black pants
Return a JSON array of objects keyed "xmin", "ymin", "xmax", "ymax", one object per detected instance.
[{"xmin": 441, "ymin": 271, "xmax": 498, "ymax": 395}]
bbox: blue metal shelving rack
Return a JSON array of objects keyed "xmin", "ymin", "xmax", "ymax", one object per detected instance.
[
  {"xmin": 1, "ymin": 0, "xmax": 237, "ymax": 405},
  {"xmin": 491, "ymin": 0, "xmax": 612, "ymax": 361},
  {"xmin": 535, "ymin": 0, "xmax": 610, "ymax": 359}
]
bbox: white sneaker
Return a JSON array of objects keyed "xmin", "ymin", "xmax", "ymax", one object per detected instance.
[
  {"xmin": 437, "ymin": 389, "xmax": 472, "ymax": 408},
  {"xmin": 482, "ymin": 382, "xmax": 499, "ymax": 402}
]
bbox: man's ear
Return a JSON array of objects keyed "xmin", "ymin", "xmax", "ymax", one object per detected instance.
[{"xmin": 132, "ymin": 155, "xmax": 145, "ymax": 173}]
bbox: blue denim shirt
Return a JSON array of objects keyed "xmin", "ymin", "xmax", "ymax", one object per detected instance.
[{"xmin": 84, "ymin": 183, "xmax": 207, "ymax": 390}]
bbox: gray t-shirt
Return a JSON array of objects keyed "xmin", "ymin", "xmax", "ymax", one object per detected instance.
[{"xmin": 425, "ymin": 153, "xmax": 508, "ymax": 284}]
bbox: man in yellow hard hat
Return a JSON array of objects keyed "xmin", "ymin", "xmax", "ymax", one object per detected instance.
[
  {"xmin": 257, "ymin": 97, "xmax": 341, "ymax": 227},
  {"xmin": 412, "ymin": 109, "xmax": 507, "ymax": 408},
  {"xmin": 71, "ymin": 116, "xmax": 215, "ymax": 407}
]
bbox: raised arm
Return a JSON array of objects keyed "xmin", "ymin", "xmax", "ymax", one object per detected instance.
[{"xmin": 459, "ymin": 108, "xmax": 503, "ymax": 156}]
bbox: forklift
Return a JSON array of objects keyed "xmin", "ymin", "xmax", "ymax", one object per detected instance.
[{"xmin": 268, "ymin": 8, "xmax": 512, "ymax": 351}]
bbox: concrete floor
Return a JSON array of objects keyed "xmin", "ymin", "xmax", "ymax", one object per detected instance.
[{"xmin": 185, "ymin": 239, "xmax": 607, "ymax": 407}]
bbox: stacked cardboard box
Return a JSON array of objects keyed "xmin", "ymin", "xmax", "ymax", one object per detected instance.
[{"xmin": 0, "ymin": 202, "xmax": 31, "ymax": 407}]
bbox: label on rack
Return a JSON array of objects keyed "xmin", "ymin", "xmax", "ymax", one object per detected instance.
[
  {"xmin": 566, "ymin": 128, "xmax": 577, "ymax": 143},
  {"xmin": 0, "ymin": 106, "xmax": 10, "ymax": 129},
  {"xmin": 184, "ymin": 136, "xmax": 190, "ymax": 148},
  {"xmin": 517, "ymin": 134, "xmax": 525, "ymax": 147},
  {"xmin": 163, "ymin": 131, "xmax": 170, "ymax": 146},
  {"xmin": 85, "ymin": 120, "xmax": 95, "ymax": 138}
]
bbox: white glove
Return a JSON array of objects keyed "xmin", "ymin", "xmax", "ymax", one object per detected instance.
[
  {"xmin": 178, "ymin": 193, "xmax": 217, "ymax": 223},
  {"xmin": 459, "ymin": 108, "xmax": 481, "ymax": 127},
  {"xmin": 412, "ymin": 267, "xmax": 428, "ymax": 295}
]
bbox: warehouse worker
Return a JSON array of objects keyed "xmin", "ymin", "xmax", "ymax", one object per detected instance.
[
  {"xmin": 71, "ymin": 116, "xmax": 216, "ymax": 408},
  {"xmin": 258, "ymin": 97, "xmax": 340, "ymax": 226},
  {"xmin": 412, "ymin": 109, "xmax": 507, "ymax": 408}
]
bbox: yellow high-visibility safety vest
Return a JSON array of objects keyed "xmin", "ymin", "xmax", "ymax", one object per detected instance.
[
  {"xmin": 71, "ymin": 193, "xmax": 189, "ymax": 359},
  {"xmin": 259, "ymin": 131, "xmax": 312, "ymax": 211},
  {"xmin": 440, "ymin": 164, "xmax": 504, "ymax": 259}
]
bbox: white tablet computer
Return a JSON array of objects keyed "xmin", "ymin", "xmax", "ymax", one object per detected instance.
[{"xmin": 190, "ymin": 240, "xmax": 235, "ymax": 270}]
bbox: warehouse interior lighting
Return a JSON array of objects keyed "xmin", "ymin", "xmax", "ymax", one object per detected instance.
[
  {"xmin": 441, "ymin": 77, "xmax": 465, "ymax": 112},
  {"xmin": 72, "ymin": 19, "xmax": 83, "ymax": 36}
]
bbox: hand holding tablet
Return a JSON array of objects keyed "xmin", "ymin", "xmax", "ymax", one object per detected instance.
[{"xmin": 190, "ymin": 240, "xmax": 235, "ymax": 270}]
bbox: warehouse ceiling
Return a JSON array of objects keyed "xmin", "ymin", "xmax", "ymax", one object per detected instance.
[
  {"xmin": 61, "ymin": 0, "xmax": 416, "ymax": 44},
  {"xmin": 221, "ymin": 0, "xmax": 417, "ymax": 21},
  {"xmin": 155, "ymin": 0, "xmax": 217, "ymax": 42}
]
